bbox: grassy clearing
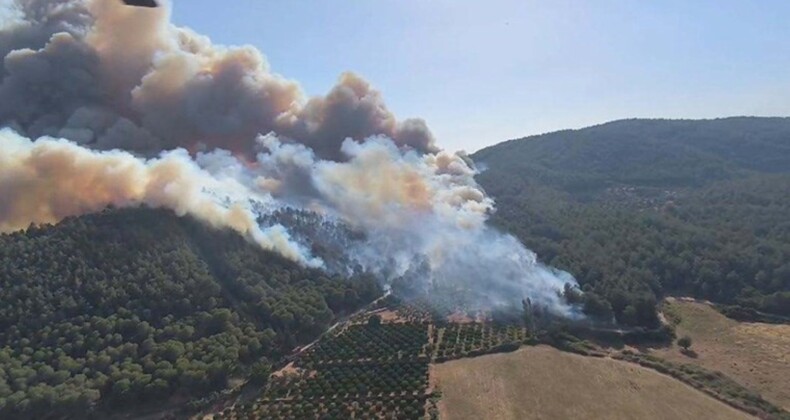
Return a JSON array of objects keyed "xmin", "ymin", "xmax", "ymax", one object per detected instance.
[
  {"xmin": 653, "ymin": 299, "xmax": 790, "ymax": 410},
  {"xmin": 434, "ymin": 345, "xmax": 755, "ymax": 420},
  {"xmin": 614, "ymin": 351, "xmax": 785, "ymax": 419}
]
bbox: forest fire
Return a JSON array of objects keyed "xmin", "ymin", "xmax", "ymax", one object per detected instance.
[{"xmin": 0, "ymin": 0, "xmax": 578, "ymax": 315}]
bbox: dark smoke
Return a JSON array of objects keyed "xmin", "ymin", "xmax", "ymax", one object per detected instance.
[
  {"xmin": 0, "ymin": 0, "xmax": 579, "ymax": 316},
  {"xmin": 0, "ymin": 0, "xmax": 436, "ymax": 159}
]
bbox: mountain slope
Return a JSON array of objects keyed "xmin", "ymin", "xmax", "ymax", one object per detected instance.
[
  {"xmin": 0, "ymin": 208, "xmax": 380, "ymax": 418},
  {"xmin": 473, "ymin": 117, "xmax": 790, "ymax": 326},
  {"xmin": 475, "ymin": 117, "xmax": 790, "ymax": 194}
]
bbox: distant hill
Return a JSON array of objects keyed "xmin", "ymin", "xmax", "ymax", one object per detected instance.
[
  {"xmin": 473, "ymin": 117, "xmax": 790, "ymax": 327},
  {"xmin": 475, "ymin": 117, "xmax": 790, "ymax": 194},
  {"xmin": 0, "ymin": 208, "xmax": 381, "ymax": 418}
]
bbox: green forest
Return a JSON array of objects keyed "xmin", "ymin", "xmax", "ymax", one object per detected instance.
[
  {"xmin": 2, "ymin": 117, "xmax": 789, "ymax": 418},
  {"xmin": 0, "ymin": 208, "xmax": 381, "ymax": 418},
  {"xmin": 474, "ymin": 117, "xmax": 790, "ymax": 327}
]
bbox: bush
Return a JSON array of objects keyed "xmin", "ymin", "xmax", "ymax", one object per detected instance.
[
  {"xmin": 249, "ymin": 360, "xmax": 272, "ymax": 385},
  {"xmin": 677, "ymin": 335, "xmax": 692, "ymax": 350}
]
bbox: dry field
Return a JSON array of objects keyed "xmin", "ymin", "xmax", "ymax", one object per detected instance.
[
  {"xmin": 433, "ymin": 345, "xmax": 754, "ymax": 420},
  {"xmin": 652, "ymin": 299, "xmax": 790, "ymax": 410}
]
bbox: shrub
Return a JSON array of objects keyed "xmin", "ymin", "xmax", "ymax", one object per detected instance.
[{"xmin": 677, "ymin": 335, "xmax": 692, "ymax": 351}]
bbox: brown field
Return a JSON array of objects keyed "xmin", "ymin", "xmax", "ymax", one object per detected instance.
[
  {"xmin": 433, "ymin": 345, "xmax": 754, "ymax": 420},
  {"xmin": 651, "ymin": 299, "xmax": 790, "ymax": 410}
]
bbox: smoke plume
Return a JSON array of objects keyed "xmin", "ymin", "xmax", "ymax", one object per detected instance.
[
  {"xmin": 0, "ymin": 128, "xmax": 320, "ymax": 266},
  {"xmin": 0, "ymin": 0, "xmax": 436, "ymax": 158},
  {"xmin": 0, "ymin": 0, "xmax": 577, "ymax": 315}
]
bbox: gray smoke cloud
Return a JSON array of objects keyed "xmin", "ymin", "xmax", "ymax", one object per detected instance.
[
  {"xmin": 0, "ymin": 0, "xmax": 436, "ymax": 159},
  {"xmin": 0, "ymin": 0, "xmax": 578, "ymax": 316}
]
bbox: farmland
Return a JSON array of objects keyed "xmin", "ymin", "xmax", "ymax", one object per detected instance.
[
  {"xmin": 208, "ymin": 298, "xmax": 789, "ymax": 420},
  {"xmin": 652, "ymin": 299, "xmax": 790, "ymax": 410},
  {"xmin": 298, "ymin": 323, "xmax": 431, "ymax": 365},
  {"xmin": 215, "ymin": 300, "xmax": 534, "ymax": 419},
  {"xmin": 220, "ymin": 310, "xmax": 435, "ymax": 419},
  {"xmin": 434, "ymin": 323, "xmax": 526, "ymax": 362},
  {"xmin": 434, "ymin": 345, "xmax": 755, "ymax": 420}
]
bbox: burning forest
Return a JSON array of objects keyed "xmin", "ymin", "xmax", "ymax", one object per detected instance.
[{"xmin": 0, "ymin": 0, "xmax": 579, "ymax": 316}]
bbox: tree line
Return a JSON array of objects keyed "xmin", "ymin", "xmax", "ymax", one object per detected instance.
[{"xmin": 474, "ymin": 117, "xmax": 790, "ymax": 327}]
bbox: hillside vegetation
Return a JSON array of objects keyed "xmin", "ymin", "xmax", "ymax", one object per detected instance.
[
  {"xmin": 434, "ymin": 345, "xmax": 754, "ymax": 420},
  {"xmin": 0, "ymin": 208, "xmax": 381, "ymax": 418},
  {"xmin": 473, "ymin": 117, "xmax": 790, "ymax": 327},
  {"xmin": 654, "ymin": 299, "xmax": 790, "ymax": 410}
]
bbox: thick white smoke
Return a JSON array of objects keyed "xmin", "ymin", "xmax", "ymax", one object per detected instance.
[
  {"xmin": 0, "ymin": 0, "xmax": 578, "ymax": 315},
  {"xmin": 0, "ymin": 128, "xmax": 321, "ymax": 267},
  {"xmin": 252, "ymin": 137, "xmax": 577, "ymax": 315}
]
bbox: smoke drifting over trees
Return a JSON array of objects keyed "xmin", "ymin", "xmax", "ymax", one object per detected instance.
[{"xmin": 0, "ymin": 0, "xmax": 578, "ymax": 315}]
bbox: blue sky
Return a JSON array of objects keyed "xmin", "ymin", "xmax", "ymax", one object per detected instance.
[{"xmin": 172, "ymin": 1, "xmax": 790, "ymax": 152}]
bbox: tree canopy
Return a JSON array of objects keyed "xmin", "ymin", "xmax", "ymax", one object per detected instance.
[
  {"xmin": 0, "ymin": 208, "xmax": 381, "ymax": 417},
  {"xmin": 474, "ymin": 117, "xmax": 790, "ymax": 327}
]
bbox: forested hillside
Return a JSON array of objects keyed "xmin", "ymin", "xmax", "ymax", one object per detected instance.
[
  {"xmin": 2, "ymin": 117, "xmax": 788, "ymax": 417},
  {"xmin": 0, "ymin": 208, "xmax": 381, "ymax": 418},
  {"xmin": 473, "ymin": 117, "xmax": 790, "ymax": 327}
]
